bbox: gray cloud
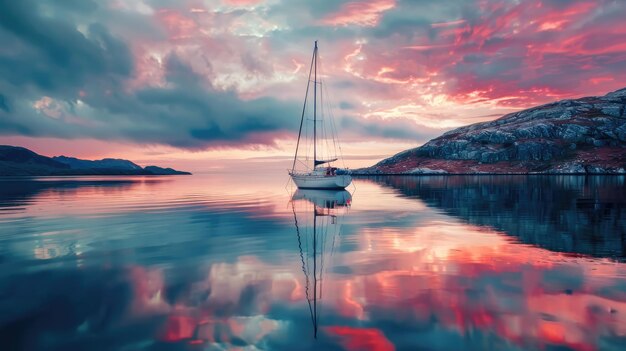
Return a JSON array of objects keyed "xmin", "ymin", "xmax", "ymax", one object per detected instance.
[
  {"xmin": 0, "ymin": 51, "xmax": 302, "ymax": 148},
  {"xmin": 2, "ymin": 0, "xmax": 625, "ymax": 150},
  {"xmin": 0, "ymin": 1, "xmax": 132, "ymax": 96},
  {"xmin": 0, "ymin": 0, "xmax": 304, "ymax": 148},
  {"xmin": 340, "ymin": 115, "xmax": 441, "ymax": 142},
  {"xmin": 0, "ymin": 0, "xmax": 439, "ymax": 149}
]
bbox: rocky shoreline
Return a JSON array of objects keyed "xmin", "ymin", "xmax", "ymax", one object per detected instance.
[
  {"xmin": 358, "ymin": 87, "xmax": 626, "ymax": 175},
  {"xmin": 352, "ymin": 171, "xmax": 626, "ymax": 176},
  {"xmin": 352, "ymin": 161, "xmax": 626, "ymax": 175}
]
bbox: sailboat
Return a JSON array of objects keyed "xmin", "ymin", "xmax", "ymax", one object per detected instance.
[
  {"xmin": 289, "ymin": 41, "xmax": 352, "ymax": 189},
  {"xmin": 291, "ymin": 189, "xmax": 351, "ymax": 338}
]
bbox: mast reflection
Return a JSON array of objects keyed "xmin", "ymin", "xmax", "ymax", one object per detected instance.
[{"xmin": 290, "ymin": 189, "xmax": 351, "ymax": 339}]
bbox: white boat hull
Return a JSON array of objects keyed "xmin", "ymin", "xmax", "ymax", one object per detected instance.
[{"xmin": 290, "ymin": 173, "xmax": 352, "ymax": 189}]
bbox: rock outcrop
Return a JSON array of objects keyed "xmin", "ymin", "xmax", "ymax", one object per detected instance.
[{"xmin": 359, "ymin": 88, "xmax": 626, "ymax": 174}]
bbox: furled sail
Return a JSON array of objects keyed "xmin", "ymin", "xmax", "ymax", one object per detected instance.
[{"xmin": 314, "ymin": 158, "xmax": 338, "ymax": 166}]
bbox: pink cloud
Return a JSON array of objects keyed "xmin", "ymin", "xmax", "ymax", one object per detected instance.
[
  {"xmin": 156, "ymin": 9, "xmax": 199, "ymax": 40},
  {"xmin": 364, "ymin": 0, "xmax": 626, "ymax": 108},
  {"xmin": 431, "ymin": 19, "xmax": 466, "ymax": 28},
  {"xmin": 5, "ymin": 0, "xmax": 626, "ymax": 157},
  {"xmin": 223, "ymin": 0, "xmax": 263, "ymax": 5},
  {"xmin": 402, "ymin": 44, "xmax": 452, "ymax": 51},
  {"xmin": 321, "ymin": 0, "xmax": 396, "ymax": 27}
]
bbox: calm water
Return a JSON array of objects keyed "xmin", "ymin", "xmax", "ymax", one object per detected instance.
[{"xmin": 1, "ymin": 172, "xmax": 625, "ymax": 351}]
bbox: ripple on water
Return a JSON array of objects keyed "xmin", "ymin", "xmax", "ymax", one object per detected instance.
[{"xmin": 0, "ymin": 174, "xmax": 625, "ymax": 350}]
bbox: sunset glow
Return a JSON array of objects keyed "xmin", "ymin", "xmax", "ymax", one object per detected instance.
[{"xmin": 1, "ymin": 0, "xmax": 625, "ymax": 169}]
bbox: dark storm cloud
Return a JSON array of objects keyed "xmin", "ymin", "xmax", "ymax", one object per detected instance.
[
  {"xmin": 126, "ymin": 58, "xmax": 301, "ymax": 147},
  {"xmin": 1, "ymin": 52, "xmax": 302, "ymax": 148},
  {"xmin": 0, "ymin": 0, "xmax": 305, "ymax": 148},
  {"xmin": 0, "ymin": 0, "xmax": 438, "ymax": 148},
  {"xmin": 3, "ymin": 0, "xmax": 626, "ymax": 148},
  {"xmin": 0, "ymin": 0, "xmax": 132, "ymax": 96}
]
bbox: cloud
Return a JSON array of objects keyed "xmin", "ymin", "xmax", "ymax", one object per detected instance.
[
  {"xmin": 0, "ymin": 0, "xmax": 304, "ymax": 149},
  {"xmin": 1, "ymin": 51, "xmax": 301, "ymax": 148},
  {"xmin": 340, "ymin": 115, "xmax": 442, "ymax": 142},
  {"xmin": 0, "ymin": 1, "xmax": 133, "ymax": 97},
  {"xmin": 1, "ymin": 0, "xmax": 626, "ymax": 152},
  {"xmin": 320, "ymin": 0, "xmax": 396, "ymax": 27}
]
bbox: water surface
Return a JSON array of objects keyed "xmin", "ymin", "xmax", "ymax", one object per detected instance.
[{"xmin": 0, "ymin": 172, "xmax": 625, "ymax": 350}]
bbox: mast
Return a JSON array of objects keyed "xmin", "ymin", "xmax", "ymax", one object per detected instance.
[
  {"xmin": 291, "ymin": 41, "xmax": 316, "ymax": 172},
  {"xmin": 312, "ymin": 207, "xmax": 318, "ymax": 338},
  {"xmin": 313, "ymin": 40, "xmax": 318, "ymax": 169}
]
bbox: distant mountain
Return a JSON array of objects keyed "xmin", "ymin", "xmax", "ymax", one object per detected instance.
[
  {"xmin": 358, "ymin": 87, "xmax": 626, "ymax": 174},
  {"xmin": 0, "ymin": 146, "xmax": 191, "ymax": 176},
  {"xmin": 53, "ymin": 156, "xmax": 142, "ymax": 171}
]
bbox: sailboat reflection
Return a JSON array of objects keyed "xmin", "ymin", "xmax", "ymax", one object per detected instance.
[{"xmin": 290, "ymin": 189, "xmax": 351, "ymax": 339}]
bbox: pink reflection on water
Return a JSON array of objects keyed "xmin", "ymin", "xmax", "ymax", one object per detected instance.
[
  {"xmin": 142, "ymin": 202, "xmax": 625, "ymax": 350},
  {"xmin": 2, "ymin": 173, "xmax": 625, "ymax": 350},
  {"xmin": 325, "ymin": 326, "xmax": 395, "ymax": 351}
]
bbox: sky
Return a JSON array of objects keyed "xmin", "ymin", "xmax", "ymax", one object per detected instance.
[{"xmin": 1, "ymin": 0, "xmax": 625, "ymax": 171}]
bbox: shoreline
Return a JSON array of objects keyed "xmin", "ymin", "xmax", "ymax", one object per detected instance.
[
  {"xmin": 0, "ymin": 173, "xmax": 191, "ymax": 177},
  {"xmin": 351, "ymin": 172, "xmax": 626, "ymax": 176}
]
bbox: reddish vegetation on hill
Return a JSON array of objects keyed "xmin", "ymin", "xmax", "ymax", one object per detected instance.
[{"xmin": 359, "ymin": 88, "xmax": 626, "ymax": 175}]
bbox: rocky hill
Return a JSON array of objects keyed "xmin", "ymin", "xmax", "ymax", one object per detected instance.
[
  {"xmin": 358, "ymin": 88, "xmax": 626, "ymax": 174},
  {"xmin": 0, "ymin": 146, "xmax": 191, "ymax": 176}
]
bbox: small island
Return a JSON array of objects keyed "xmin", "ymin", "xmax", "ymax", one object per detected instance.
[{"xmin": 0, "ymin": 145, "xmax": 191, "ymax": 176}]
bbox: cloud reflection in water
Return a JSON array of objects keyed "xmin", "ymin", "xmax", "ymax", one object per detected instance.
[{"xmin": 0, "ymin": 174, "xmax": 624, "ymax": 350}]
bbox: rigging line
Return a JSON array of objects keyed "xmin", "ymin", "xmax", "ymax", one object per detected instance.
[
  {"xmin": 318, "ymin": 62, "xmax": 339, "ymax": 166},
  {"xmin": 322, "ymin": 54, "xmax": 338, "ymax": 164},
  {"xmin": 323, "ymin": 79, "xmax": 339, "ymax": 160},
  {"xmin": 303, "ymin": 117, "xmax": 309, "ymax": 171},
  {"xmin": 324, "ymin": 89, "xmax": 333, "ymax": 160},
  {"xmin": 325, "ymin": 92, "xmax": 335, "ymax": 159},
  {"xmin": 319, "ymin": 217, "xmax": 326, "ymax": 300},
  {"xmin": 320, "ymin": 80, "xmax": 328, "ymax": 161},
  {"xmin": 284, "ymin": 173, "xmax": 293, "ymax": 191},
  {"xmin": 291, "ymin": 43, "xmax": 316, "ymax": 173},
  {"xmin": 330, "ymin": 217, "xmax": 339, "ymax": 257},
  {"xmin": 303, "ymin": 90, "xmax": 311, "ymax": 171},
  {"xmin": 325, "ymin": 87, "xmax": 338, "ymax": 158},
  {"xmin": 312, "ymin": 206, "xmax": 319, "ymax": 338},
  {"xmin": 324, "ymin": 216, "xmax": 336, "ymax": 296},
  {"xmin": 328, "ymin": 215, "xmax": 342, "ymax": 298},
  {"xmin": 313, "ymin": 41, "xmax": 318, "ymax": 168},
  {"xmin": 305, "ymin": 214, "xmax": 310, "ymax": 275},
  {"xmin": 326, "ymin": 88, "xmax": 347, "ymax": 169},
  {"xmin": 292, "ymin": 201, "xmax": 316, "ymax": 329},
  {"xmin": 296, "ymin": 159, "xmax": 309, "ymax": 169},
  {"xmin": 319, "ymin": 56, "xmax": 328, "ymax": 161},
  {"xmin": 319, "ymin": 56, "xmax": 335, "ymax": 161},
  {"xmin": 325, "ymin": 58, "xmax": 338, "ymax": 162}
]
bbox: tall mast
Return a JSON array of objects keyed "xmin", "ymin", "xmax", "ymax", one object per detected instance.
[
  {"xmin": 313, "ymin": 40, "xmax": 318, "ymax": 169},
  {"xmin": 291, "ymin": 41, "xmax": 316, "ymax": 173},
  {"xmin": 312, "ymin": 208, "xmax": 318, "ymax": 338}
]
